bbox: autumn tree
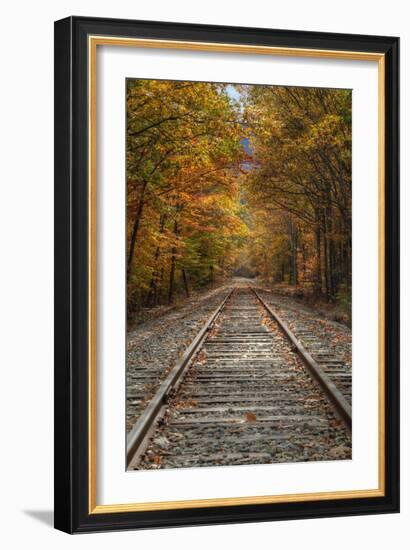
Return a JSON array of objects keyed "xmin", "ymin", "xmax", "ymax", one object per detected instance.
[
  {"xmin": 241, "ymin": 85, "xmax": 352, "ymax": 304},
  {"xmin": 126, "ymin": 80, "xmax": 247, "ymax": 317},
  {"xmin": 126, "ymin": 79, "xmax": 352, "ymax": 323}
]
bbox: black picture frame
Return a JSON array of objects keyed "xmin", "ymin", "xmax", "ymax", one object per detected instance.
[{"xmin": 54, "ymin": 15, "xmax": 399, "ymax": 534}]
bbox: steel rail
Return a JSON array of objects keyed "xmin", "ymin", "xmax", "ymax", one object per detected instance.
[
  {"xmin": 126, "ymin": 289, "xmax": 234, "ymax": 466},
  {"xmin": 251, "ymin": 287, "xmax": 352, "ymax": 431}
]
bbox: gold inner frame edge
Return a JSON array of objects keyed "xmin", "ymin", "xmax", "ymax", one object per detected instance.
[{"xmin": 88, "ymin": 35, "xmax": 386, "ymax": 514}]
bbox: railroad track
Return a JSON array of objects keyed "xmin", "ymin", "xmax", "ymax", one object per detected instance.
[
  {"xmin": 127, "ymin": 286, "xmax": 352, "ymax": 470},
  {"xmin": 254, "ymin": 289, "xmax": 352, "ymax": 406}
]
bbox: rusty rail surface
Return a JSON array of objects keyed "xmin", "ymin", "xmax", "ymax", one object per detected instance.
[
  {"xmin": 126, "ymin": 289, "xmax": 234, "ymax": 466},
  {"xmin": 251, "ymin": 287, "xmax": 352, "ymax": 431}
]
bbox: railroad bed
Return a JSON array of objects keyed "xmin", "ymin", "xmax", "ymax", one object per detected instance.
[
  {"xmin": 256, "ymin": 289, "xmax": 352, "ymax": 406},
  {"xmin": 128, "ymin": 286, "xmax": 352, "ymax": 470},
  {"xmin": 126, "ymin": 285, "xmax": 233, "ymax": 432}
]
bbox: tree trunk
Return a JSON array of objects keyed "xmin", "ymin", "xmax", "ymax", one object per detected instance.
[
  {"xmin": 156, "ymin": 267, "xmax": 164, "ymax": 305},
  {"xmin": 146, "ymin": 214, "xmax": 166, "ymax": 307},
  {"xmin": 326, "ymin": 207, "xmax": 336, "ymax": 301},
  {"xmin": 289, "ymin": 219, "xmax": 298, "ymax": 286},
  {"xmin": 314, "ymin": 216, "xmax": 323, "ymax": 295},
  {"xmin": 323, "ymin": 209, "xmax": 335, "ymax": 302},
  {"xmin": 127, "ymin": 181, "xmax": 147, "ymax": 281},
  {"xmin": 323, "ymin": 233, "xmax": 330, "ymax": 300},
  {"xmin": 168, "ymin": 219, "xmax": 179, "ymax": 305},
  {"xmin": 301, "ymin": 242, "xmax": 306, "ymax": 284},
  {"xmin": 182, "ymin": 267, "xmax": 190, "ymax": 297},
  {"xmin": 146, "ymin": 247, "xmax": 161, "ymax": 307}
]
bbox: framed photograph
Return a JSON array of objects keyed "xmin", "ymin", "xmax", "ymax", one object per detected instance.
[{"xmin": 54, "ymin": 16, "xmax": 399, "ymax": 533}]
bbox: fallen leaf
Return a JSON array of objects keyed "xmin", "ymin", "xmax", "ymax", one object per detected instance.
[{"xmin": 245, "ymin": 412, "xmax": 257, "ymax": 423}]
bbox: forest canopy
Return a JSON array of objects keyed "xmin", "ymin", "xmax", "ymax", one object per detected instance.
[{"xmin": 126, "ymin": 79, "xmax": 352, "ymax": 321}]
